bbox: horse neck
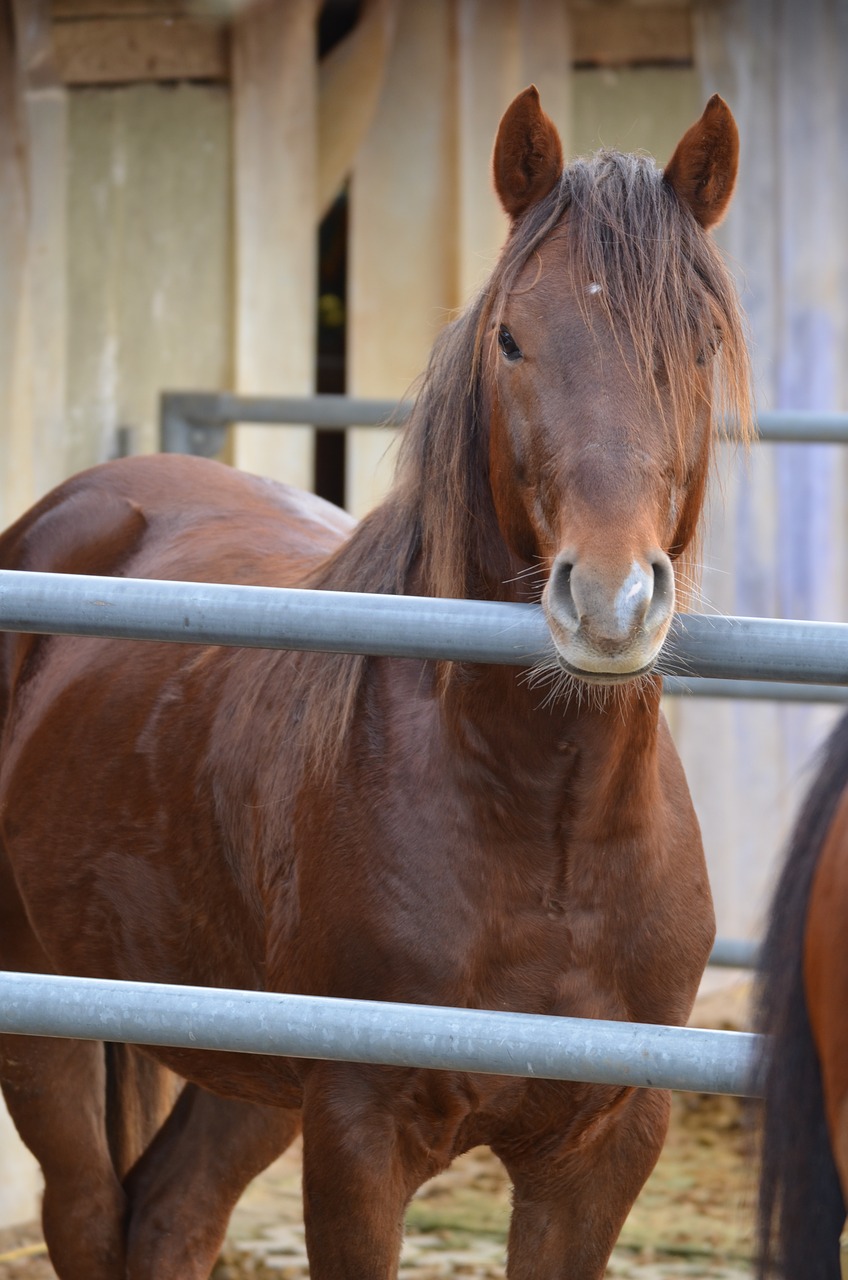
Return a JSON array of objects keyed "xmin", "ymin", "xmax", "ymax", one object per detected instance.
[
  {"xmin": 399, "ymin": 435, "xmax": 664, "ymax": 790},
  {"xmin": 432, "ymin": 634, "xmax": 664, "ymax": 841}
]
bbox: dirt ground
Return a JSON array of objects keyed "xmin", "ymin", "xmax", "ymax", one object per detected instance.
[{"xmin": 0, "ymin": 981, "xmax": 758, "ymax": 1280}]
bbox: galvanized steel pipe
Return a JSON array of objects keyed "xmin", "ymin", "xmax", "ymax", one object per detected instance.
[
  {"xmin": 664, "ymin": 677, "xmax": 848, "ymax": 703},
  {"xmin": 0, "ymin": 971, "xmax": 762, "ymax": 1097},
  {"xmin": 709, "ymin": 938, "xmax": 760, "ymax": 969},
  {"xmin": 1, "ymin": 570, "xmax": 848, "ymax": 685},
  {"xmin": 159, "ymin": 393, "xmax": 848, "ymax": 449}
]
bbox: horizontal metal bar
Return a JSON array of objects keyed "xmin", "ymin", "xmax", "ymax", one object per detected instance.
[
  {"xmin": 0, "ymin": 971, "xmax": 762, "ymax": 1097},
  {"xmin": 709, "ymin": 938, "xmax": 759, "ymax": 969},
  {"xmin": 755, "ymin": 410, "xmax": 848, "ymax": 443},
  {"xmin": 160, "ymin": 392, "xmax": 409, "ymax": 455},
  {"xmin": 160, "ymin": 394, "xmax": 848, "ymax": 450},
  {"xmin": 664, "ymin": 614, "xmax": 848, "ymax": 685},
  {"xmin": 0, "ymin": 571, "xmax": 550, "ymax": 664},
  {"xmin": 162, "ymin": 391, "xmax": 411, "ymax": 431},
  {"xmin": 1, "ymin": 571, "xmax": 847, "ymax": 685},
  {"xmin": 664, "ymin": 677, "xmax": 848, "ymax": 703},
  {"xmin": 217, "ymin": 392, "xmax": 408, "ymax": 430}
]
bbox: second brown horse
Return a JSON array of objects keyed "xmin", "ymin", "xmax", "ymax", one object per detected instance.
[{"xmin": 0, "ymin": 88, "xmax": 750, "ymax": 1278}]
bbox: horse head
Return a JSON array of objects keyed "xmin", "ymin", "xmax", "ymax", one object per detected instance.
[{"xmin": 488, "ymin": 87, "xmax": 746, "ymax": 685}]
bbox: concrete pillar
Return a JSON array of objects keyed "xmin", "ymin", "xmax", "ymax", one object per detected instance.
[
  {"xmin": 0, "ymin": 8, "xmax": 49, "ymax": 1239},
  {"xmin": 0, "ymin": 0, "xmax": 67, "ymax": 526},
  {"xmin": 231, "ymin": 0, "xmax": 319, "ymax": 488},
  {"xmin": 346, "ymin": 0, "xmax": 457, "ymax": 517},
  {"xmin": 0, "ymin": 2, "xmax": 31, "ymax": 528}
]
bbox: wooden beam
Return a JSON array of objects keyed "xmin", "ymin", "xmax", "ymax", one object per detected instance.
[
  {"xmin": 52, "ymin": 16, "xmax": 229, "ymax": 84},
  {"xmin": 570, "ymin": 4, "xmax": 692, "ymax": 67},
  {"xmin": 51, "ymin": 1, "xmax": 190, "ymax": 16}
]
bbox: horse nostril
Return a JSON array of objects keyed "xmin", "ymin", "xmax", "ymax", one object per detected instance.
[
  {"xmin": 547, "ymin": 559, "xmax": 579, "ymax": 629},
  {"xmin": 645, "ymin": 555, "xmax": 675, "ymax": 628}
]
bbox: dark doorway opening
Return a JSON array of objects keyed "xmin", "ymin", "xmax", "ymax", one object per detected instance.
[
  {"xmin": 314, "ymin": 0, "xmax": 362, "ymax": 510},
  {"xmin": 315, "ymin": 190, "xmax": 348, "ymax": 508}
]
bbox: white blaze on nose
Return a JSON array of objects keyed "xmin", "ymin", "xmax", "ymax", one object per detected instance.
[{"xmin": 614, "ymin": 562, "xmax": 652, "ymax": 631}]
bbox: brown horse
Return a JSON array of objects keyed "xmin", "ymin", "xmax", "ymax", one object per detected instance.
[
  {"xmin": 757, "ymin": 709, "xmax": 848, "ymax": 1280},
  {"xmin": 0, "ymin": 88, "xmax": 749, "ymax": 1280}
]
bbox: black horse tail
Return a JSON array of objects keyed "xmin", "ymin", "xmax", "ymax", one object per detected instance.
[{"xmin": 756, "ymin": 709, "xmax": 848, "ymax": 1279}]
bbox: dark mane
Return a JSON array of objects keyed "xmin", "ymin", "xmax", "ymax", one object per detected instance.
[{"xmin": 299, "ymin": 147, "xmax": 752, "ymax": 769}]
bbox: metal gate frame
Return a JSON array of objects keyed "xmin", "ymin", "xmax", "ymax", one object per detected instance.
[
  {"xmin": 158, "ymin": 394, "xmax": 848, "ymax": 708},
  {"xmin": 5, "ymin": 402, "xmax": 847, "ymax": 1096},
  {"xmin": 3, "ymin": 561, "xmax": 847, "ymax": 1091}
]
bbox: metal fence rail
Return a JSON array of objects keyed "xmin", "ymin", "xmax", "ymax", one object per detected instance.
[
  {"xmin": 2, "ymin": 569, "xmax": 848, "ymax": 686},
  {"xmin": 0, "ymin": 570, "xmax": 773, "ymax": 1081},
  {"xmin": 156, "ymin": 395, "xmax": 848, "ymax": 706},
  {"xmin": 709, "ymin": 938, "xmax": 759, "ymax": 969},
  {"xmin": 0, "ymin": 971, "xmax": 762, "ymax": 1098},
  {"xmin": 2, "ymin": 402, "xmax": 830, "ymax": 1104},
  {"xmin": 160, "ymin": 392, "xmax": 848, "ymax": 456},
  {"xmin": 664, "ymin": 677, "xmax": 848, "ymax": 703}
]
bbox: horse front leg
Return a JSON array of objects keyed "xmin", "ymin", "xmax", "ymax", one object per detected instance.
[
  {"xmin": 497, "ymin": 1085, "xmax": 670, "ymax": 1280},
  {"xmin": 124, "ymin": 1084, "xmax": 301, "ymax": 1280},
  {"xmin": 300, "ymin": 1062, "xmax": 453, "ymax": 1280}
]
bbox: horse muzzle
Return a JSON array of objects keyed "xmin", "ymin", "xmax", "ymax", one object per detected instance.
[{"xmin": 542, "ymin": 550, "xmax": 675, "ymax": 684}]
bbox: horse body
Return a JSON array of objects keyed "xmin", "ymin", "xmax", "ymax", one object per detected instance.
[
  {"xmin": 0, "ymin": 88, "xmax": 749, "ymax": 1280},
  {"xmin": 757, "ymin": 710, "xmax": 848, "ymax": 1280}
]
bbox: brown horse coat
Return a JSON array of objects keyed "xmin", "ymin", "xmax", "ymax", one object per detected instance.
[
  {"xmin": 757, "ymin": 709, "xmax": 848, "ymax": 1280},
  {"xmin": 0, "ymin": 89, "xmax": 749, "ymax": 1280}
]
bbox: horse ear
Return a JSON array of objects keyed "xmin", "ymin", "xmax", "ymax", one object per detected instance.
[
  {"xmin": 663, "ymin": 94, "xmax": 739, "ymax": 229},
  {"xmin": 493, "ymin": 85, "xmax": 563, "ymax": 222}
]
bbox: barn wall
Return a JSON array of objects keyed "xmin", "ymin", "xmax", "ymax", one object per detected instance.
[
  {"xmin": 66, "ymin": 83, "xmax": 233, "ymax": 468},
  {"xmin": 670, "ymin": 0, "xmax": 848, "ymax": 947},
  {"xmin": 571, "ymin": 65, "xmax": 700, "ymax": 159},
  {"xmin": 230, "ymin": 0, "xmax": 318, "ymax": 488},
  {"xmin": 345, "ymin": 0, "xmax": 457, "ymax": 514}
]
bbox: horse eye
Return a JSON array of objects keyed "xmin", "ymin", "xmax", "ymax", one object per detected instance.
[
  {"xmin": 696, "ymin": 332, "xmax": 723, "ymax": 366},
  {"xmin": 498, "ymin": 324, "xmax": 523, "ymax": 361}
]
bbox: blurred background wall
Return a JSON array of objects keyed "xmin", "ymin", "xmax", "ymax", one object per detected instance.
[{"xmin": 1, "ymin": 0, "xmax": 846, "ymax": 1229}]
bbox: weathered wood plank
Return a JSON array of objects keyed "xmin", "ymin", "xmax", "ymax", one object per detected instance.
[
  {"xmin": 52, "ymin": 16, "xmax": 229, "ymax": 85},
  {"xmin": 51, "ymin": 0, "xmax": 189, "ymax": 16},
  {"xmin": 570, "ymin": 4, "xmax": 692, "ymax": 66}
]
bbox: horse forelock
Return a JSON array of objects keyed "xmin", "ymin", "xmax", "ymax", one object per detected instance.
[{"xmin": 569, "ymin": 148, "xmax": 751, "ymax": 439}]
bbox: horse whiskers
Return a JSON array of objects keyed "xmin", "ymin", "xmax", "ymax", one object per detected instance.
[
  {"xmin": 673, "ymin": 562, "xmax": 734, "ymax": 617},
  {"xmin": 654, "ymin": 651, "xmax": 697, "ymax": 682},
  {"xmin": 674, "ymin": 592, "xmax": 730, "ymax": 620},
  {"xmin": 520, "ymin": 655, "xmax": 626, "ymax": 716},
  {"xmin": 502, "ymin": 559, "xmax": 554, "ymax": 589}
]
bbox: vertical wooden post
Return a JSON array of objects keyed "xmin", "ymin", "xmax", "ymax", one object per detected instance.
[
  {"xmin": 345, "ymin": 0, "xmax": 457, "ymax": 518},
  {"xmin": 232, "ymin": 0, "xmax": 319, "ymax": 489},
  {"xmin": 0, "ymin": 2, "xmax": 30, "ymax": 528},
  {"xmin": 0, "ymin": 4, "xmax": 49, "ymax": 1237},
  {"xmin": 0, "ymin": 0, "xmax": 67, "ymax": 525}
]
